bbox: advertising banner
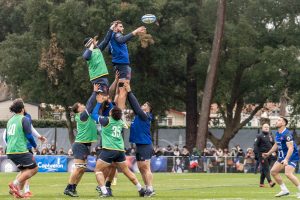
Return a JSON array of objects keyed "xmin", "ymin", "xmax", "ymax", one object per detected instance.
[{"xmin": 35, "ymin": 156, "xmax": 67, "ymax": 172}]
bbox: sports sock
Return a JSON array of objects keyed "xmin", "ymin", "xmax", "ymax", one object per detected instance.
[
  {"xmin": 13, "ymin": 179, "xmax": 20, "ymax": 186},
  {"xmin": 105, "ymin": 181, "xmax": 111, "ymax": 188},
  {"xmin": 297, "ymin": 185, "xmax": 300, "ymax": 192},
  {"xmin": 147, "ymin": 185, "xmax": 153, "ymax": 192},
  {"xmin": 136, "ymin": 183, "xmax": 142, "ymax": 191},
  {"xmin": 280, "ymin": 183, "xmax": 288, "ymax": 192},
  {"xmin": 100, "ymin": 186, "xmax": 108, "ymax": 194},
  {"xmin": 24, "ymin": 184, "xmax": 30, "ymax": 193}
]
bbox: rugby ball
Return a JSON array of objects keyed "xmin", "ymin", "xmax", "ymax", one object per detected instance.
[{"xmin": 141, "ymin": 14, "xmax": 156, "ymax": 24}]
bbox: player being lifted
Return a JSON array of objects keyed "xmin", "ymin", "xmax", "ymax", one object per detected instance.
[
  {"xmin": 83, "ymin": 22, "xmax": 117, "ymax": 95},
  {"xmin": 109, "ymin": 20, "xmax": 146, "ymax": 109},
  {"xmin": 263, "ymin": 117, "xmax": 300, "ymax": 198}
]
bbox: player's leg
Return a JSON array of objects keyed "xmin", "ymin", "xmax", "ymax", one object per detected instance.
[
  {"xmin": 8, "ymin": 153, "xmax": 38, "ymax": 198},
  {"xmin": 270, "ymin": 161, "xmax": 289, "ymax": 197},
  {"xmin": 136, "ymin": 144, "xmax": 155, "ymax": 197},
  {"xmin": 115, "ymin": 151, "xmax": 144, "ymax": 196},
  {"xmin": 64, "ymin": 143, "xmax": 89, "ymax": 197},
  {"xmin": 95, "ymin": 149, "xmax": 113, "ymax": 197},
  {"xmin": 285, "ymin": 162, "xmax": 300, "ymax": 198},
  {"xmin": 264, "ymin": 158, "xmax": 275, "ymax": 187}
]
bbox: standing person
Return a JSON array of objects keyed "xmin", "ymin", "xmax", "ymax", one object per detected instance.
[
  {"xmin": 254, "ymin": 123, "xmax": 276, "ymax": 188},
  {"xmin": 124, "ymin": 82, "xmax": 155, "ymax": 197},
  {"xmin": 263, "ymin": 117, "xmax": 300, "ymax": 198},
  {"xmin": 109, "ymin": 20, "xmax": 146, "ymax": 109},
  {"xmin": 83, "ymin": 22, "xmax": 117, "ymax": 95},
  {"xmin": 63, "ymin": 85, "xmax": 99, "ymax": 197},
  {"xmin": 94, "ymin": 106, "xmax": 144, "ymax": 198},
  {"xmin": 6, "ymin": 99, "xmax": 38, "ymax": 198},
  {"xmin": 22, "ymin": 110, "xmax": 47, "ymax": 197}
]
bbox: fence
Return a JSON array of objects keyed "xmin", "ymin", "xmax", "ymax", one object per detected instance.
[{"xmin": 2, "ymin": 155, "xmax": 293, "ymax": 173}]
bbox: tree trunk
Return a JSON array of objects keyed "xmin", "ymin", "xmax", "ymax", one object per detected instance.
[
  {"xmin": 64, "ymin": 105, "xmax": 75, "ymax": 144},
  {"xmin": 185, "ymin": 51, "xmax": 198, "ymax": 152},
  {"xmin": 197, "ymin": 0, "xmax": 226, "ymax": 151}
]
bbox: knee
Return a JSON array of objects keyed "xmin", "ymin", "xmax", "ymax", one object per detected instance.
[
  {"xmin": 285, "ymin": 171, "xmax": 292, "ymax": 178},
  {"xmin": 270, "ymin": 169, "xmax": 277, "ymax": 176}
]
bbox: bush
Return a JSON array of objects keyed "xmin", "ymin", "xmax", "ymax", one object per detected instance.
[{"xmin": 0, "ymin": 120, "xmax": 67, "ymax": 128}]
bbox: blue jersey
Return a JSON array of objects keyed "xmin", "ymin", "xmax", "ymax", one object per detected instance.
[
  {"xmin": 109, "ymin": 32, "xmax": 130, "ymax": 64},
  {"xmin": 129, "ymin": 113, "xmax": 152, "ymax": 145},
  {"xmin": 275, "ymin": 128, "xmax": 299, "ymax": 161}
]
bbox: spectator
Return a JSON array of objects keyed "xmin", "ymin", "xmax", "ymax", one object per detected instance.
[
  {"xmin": 230, "ymin": 147, "xmax": 237, "ymax": 157},
  {"xmin": 0, "ymin": 145, "xmax": 4, "ymax": 155},
  {"xmin": 58, "ymin": 147, "xmax": 66, "ymax": 155},
  {"xmin": 41, "ymin": 148, "xmax": 49, "ymax": 155},
  {"xmin": 164, "ymin": 145, "xmax": 174, "ymax": 156},
  {"xmin": 181, "ymin": 146, "xmax": 190, "ymax": 156},
  {"xmin": 237, "ymin": 148, "xmax": 245, "ymax": 157},
  {"xmin": 192, "ymin": 147, "xmax": 201, "ymax": 157},
  {"xmin": 68, "ymin": 148, "xmax": 73, "ymax": 156},
  {"xmin": 173, "ymin": 147, "xmax": 180, "ymax": 156},
  {"xmin": 49, "ymin": 145, "xmax": 57, "ymax": 155},
  {"xmin": 244, "ymin": 148, "xmax": 256, "ymax": 173},
  {"xmin": 216, "ymin": 148, "xmax": 225, "ymax": 172},
  {"xmin": 32, "ymin": 148, "xmax": 40, "ymax": 155}
]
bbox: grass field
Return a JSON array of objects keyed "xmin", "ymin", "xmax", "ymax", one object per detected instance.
[{"xmin": 0, "ymin": 173, "xmax": 299, "ymax": 199}]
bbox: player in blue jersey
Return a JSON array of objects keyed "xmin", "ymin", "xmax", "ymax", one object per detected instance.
[
  {"xmin": 124, "ymin": 82, "xmax": 155, "ymax": 197},
  {"xmin": 263, "ymin": 117, "xmax": 300, "ymax": 198},
  {"xmin": 109, "ymin": 20, "xmax": 146, "ymax": 110}
]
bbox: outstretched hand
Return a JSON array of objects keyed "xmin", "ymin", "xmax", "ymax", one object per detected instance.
[{"xmin": 133, "ymin": 26, "xmax": 146, "ymax": 36}]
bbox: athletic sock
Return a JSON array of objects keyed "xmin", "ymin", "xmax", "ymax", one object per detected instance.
[
  {"xmin": 280, "ymin": 183, "xmax": 288, "ymax": 192},
  {"xmin": 136, "ymin": 183, "xmax": 142, "ymax": 191},
  {"xmin": 100, "ymin": 186, "xmax": 108, "ymax": 194},
  {"xmin": 147, "ymin": 185, "xmax": 153, "ymax": 192},
  {"xmin": 297, "ymin": 185, "xmax": 300, "ymax": 192},
  {"xmin": 13, "ymin": 180, "xmax": 20, "ymax": 186},
  {"xmin": 24, "ymin": 184, "xmax": 30, "ymax": 193},
  {"xmin": 105, "ymin": 181, "xmax": 112, "ymax": 188}
]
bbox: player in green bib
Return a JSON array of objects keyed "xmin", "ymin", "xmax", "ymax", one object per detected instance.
[
  {"xmin": 6, "ymin": 99, "xmax": 38, "ymax": 198},
  {"xmin": 83, "ymin": 22, "xmax": 117, "ymax": 95},
  {"xmin": 64, "ymin": 84, "xmax": 100, "ymax": 197},
  {"xmin": 94, "ymin": 105, "xmax": 144, "ymax": 198}
]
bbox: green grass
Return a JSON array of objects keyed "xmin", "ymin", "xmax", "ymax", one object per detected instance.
[{"xmin": 0, "ymin": 173, "xmax": 299, "ymax": 199}]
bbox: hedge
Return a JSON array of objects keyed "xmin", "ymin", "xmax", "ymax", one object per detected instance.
[{"xmin": 0, "ymin": 120, "xmax": 67, "ymax": 128}]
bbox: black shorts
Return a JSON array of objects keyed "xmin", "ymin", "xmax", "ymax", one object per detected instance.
[
  {"xmin": 7, "ymin": 153, "xmax": 37, "ymax": 170},
  {"xmin": 114, "ymin": 64, "xmax": 131, "ymax": 80},
  {"xmin": 99, "ymin": 149, "xmax": 126, "ymax": 164},
  {"xmin": 136, "ymin": 144, "xmax": 153, "ymax": 161},
  {"xmin": 72, "ymin": 142, "xmax": 91, "ymax": 160}
]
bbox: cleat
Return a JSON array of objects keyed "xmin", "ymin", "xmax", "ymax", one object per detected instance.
[
  {"xmin": 9, "ymin": 182, "xmax": 23, "ymax": 198},
  {"xmin": 96, "ymin": 185, "xmax": 102, "ymax": 194},
  {"xmin": 23, "ymin": 191, "xmax": 33, "ymax": 198},
  {"xmin": 269, "ymin": 182, "xmax": 276, "ymax": 188},
  {"xmin": 144, "ymin": 189, "xmax": 156, "ymax": 197},
  {"xmin": 64, "ymin": 188, "xmax": 79, "ymax": 197},
  {"xmin": 100, "ymin": 193, "xmax": 110, "ymax": 198},
  {"xmin": 275, "ymin": 190, "xmax": 289, "ymax": 197},
  {"xmin": 106, "ymin": 187, "xmax": 113, "ymax": 197},
  {"xmin": 139, "ymin": 188, "xmax": 146, "ymax": 197}
]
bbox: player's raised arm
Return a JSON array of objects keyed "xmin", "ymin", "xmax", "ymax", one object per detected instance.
[
  {"xmin": 97, "ymin": 22, "xmax": 116, "ymax": 51},
  {"xmin": 22, "ymin": 117, "xmax": 37, "ymax": 149},
  {"xmin": 79, "ymin": 84, "xmax": 98, "ymax": 121}
]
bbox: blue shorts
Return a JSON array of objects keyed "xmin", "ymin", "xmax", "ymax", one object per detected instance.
[
  {"xmin": 72, "ymin": 142, "xmax": 91, "ymax": 160},
  {"xmin": 91, "ymin": 77, "xmax": 109, "ymax": 95},
  {"xmin": 136, "ymin": 144, "xmax": 153, "ymax": 161},
  {"xmin": 278, "ymin": 159, "xmax": 298, "ymax": 168},
  {"xmin": 114, "ymin": 64, "xmax": 131, "ymax": 80},
  {"xmin": 99, "ymin": 149, "xmax": 126, "ymax": 164}
]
